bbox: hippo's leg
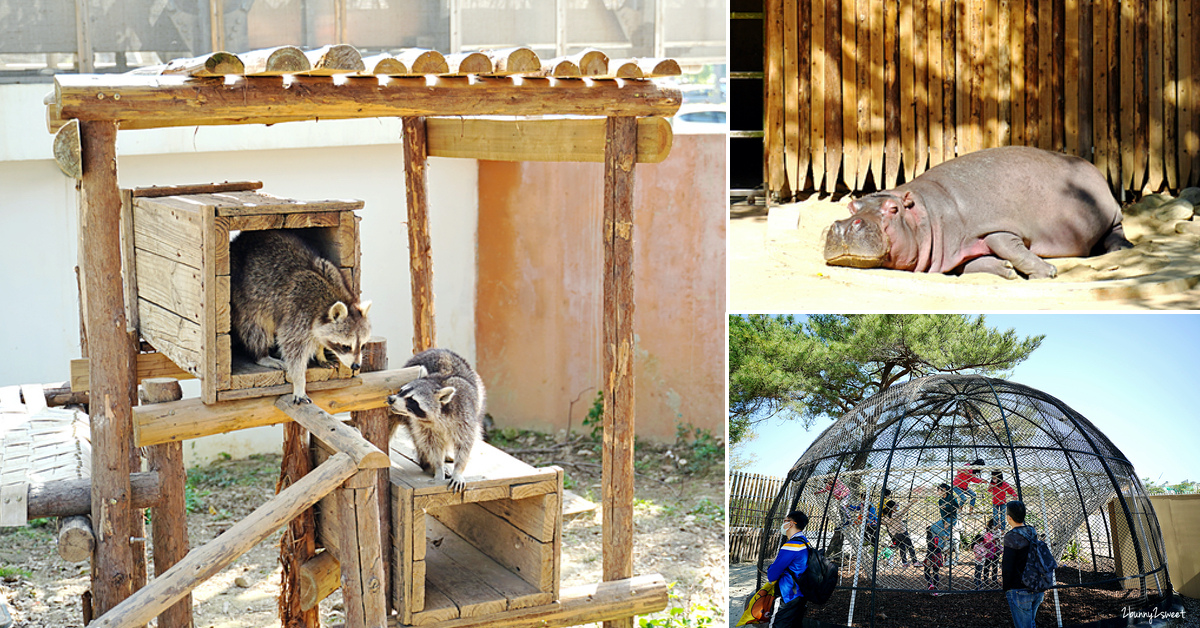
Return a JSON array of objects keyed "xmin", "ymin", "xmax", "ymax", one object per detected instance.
[
  {"xmin": 959, "ymin": 256, "xmax": 1019, "ymax": 280},
  {"xmin": 982, "ymin": 232, "xmax": 1058, "ymax": 279},
  {"xmin": 1099, "ymin": 223, "xmax": 1134, "ymax": 253}
]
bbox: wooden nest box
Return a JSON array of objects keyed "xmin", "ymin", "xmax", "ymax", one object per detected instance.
[
  {"xmin": 387, "ymin": 436, "xmax": 563, "ymax": 625},
  {"xmin": 128, "ymin": 182, "xmax": 363, "ymax": 404}
]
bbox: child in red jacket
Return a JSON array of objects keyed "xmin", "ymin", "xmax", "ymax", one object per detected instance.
[{"xmin": 952, "ymin": 459, "xmax": 986, "ymax": 514}]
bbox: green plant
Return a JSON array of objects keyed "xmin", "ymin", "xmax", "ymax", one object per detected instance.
[
  {"xmin": 0, "ymin": 566, "xmax": 31, "ymax": 579},
  {"xmin": 27, "ymin": 517, "xmax": 51, "ymax": 528},
  {"xmin": 674, "ymin": 423, "xmax": 724, "ymax": 470},
  {"xmin": 1062, "ymin": 539, "xmax": 1081, "ymax": 562},
  {"xmin": 638, "ymin": 583, "xmax": 717, "ymax": 628},
  {"xmin": 688, "ymin": 496, "xmax": 724, "ymax": 525},
  {"xmin": 580, "ymin": 391, "xmax": 604, "ymax": 441}
]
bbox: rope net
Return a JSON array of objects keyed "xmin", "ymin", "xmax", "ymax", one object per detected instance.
[{"xmin": 756, "ymin": 375, "xmax": 1171, "ymax": 627}]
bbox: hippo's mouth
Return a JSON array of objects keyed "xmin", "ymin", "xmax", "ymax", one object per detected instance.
[{"xmin": 823, "ymin": 219, "xmax": 889, "ymax": 268}]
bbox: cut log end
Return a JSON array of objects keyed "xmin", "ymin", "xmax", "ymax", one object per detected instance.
[
  {"xmin": 53, "ymin": 118, "xmax": 82, "ymax": 179},
  {"xmin": 541, "ymin": 59, "xmax": 582, "ymax": 78},
  {"xmin": 487, "ymin": 47, "xmax": 542, "ymax": 74},
  {"xmin": 305, "ymin": 44, "xmax": 365, "ymax": 73},
  {"xmin": 57, "ymin": 515, "xmax": 95, "ymax": 563},
  {"xmin": 447, "ymin": 52, "xmax": 493, "ymax": 75}
]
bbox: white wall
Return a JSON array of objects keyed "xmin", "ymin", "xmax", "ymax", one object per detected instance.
[{"xmin": 0, "ymin": 83, "xmax": 478, "ymax": 466}]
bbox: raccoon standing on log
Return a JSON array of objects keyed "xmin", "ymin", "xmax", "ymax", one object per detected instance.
[
  {"xmin": 229, "ymin": 230, "xmax": 372, "ymax": 404},
  {"xmin": 386, "ymin": 348, "xmax": 485, "ymax": 492}
]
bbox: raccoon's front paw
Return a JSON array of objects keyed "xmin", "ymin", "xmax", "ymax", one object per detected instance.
[
  {"xmin": 447, "ymin": 473, "xmax": 467, "ymax": 493},
  {"xmin": 291, "ymin": 394, "xmax": 312, "ymax": 405}
]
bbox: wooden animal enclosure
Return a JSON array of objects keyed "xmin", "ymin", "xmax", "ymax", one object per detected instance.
[
  {"xmin": 129, "ymin": 183, "xmax": 364, "ymax": 404},
  {"xmin": 764, "ymin": 0, "xmax": 1200, "ymax": 199}
]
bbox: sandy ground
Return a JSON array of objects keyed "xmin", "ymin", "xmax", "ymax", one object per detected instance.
[{"xmin": 730, "ymin": 192, "xmax": 1200, "ymax": 311}]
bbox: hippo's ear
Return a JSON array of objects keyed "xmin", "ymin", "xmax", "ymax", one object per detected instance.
[
  {"xmin": 880, "ymin": 197, "xmax": 901, "ymax": 215},
  {"xmin": 847, "ymin": 200, "xmax": 859, "ymax": 214},
  {"xmin": 901, "ymin": 191, "xmax": 916, "ymax": 209}
]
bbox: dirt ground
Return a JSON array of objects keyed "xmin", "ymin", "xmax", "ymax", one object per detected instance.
[
  {"xmin": 730, "ymin": 191, "xmax": 1200, "ymax": 310},
  {"xmin": 0, "ymin": 430, "xmax": 726, "ymax": 628}
]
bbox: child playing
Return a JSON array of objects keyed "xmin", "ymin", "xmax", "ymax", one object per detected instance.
[
  {"xmin": 989, "ymin": 472, "xmax": 1017, "ymax": 530},
  {"xmin": 971, "ymin": 517, "xmax": 1003, "ymax": 589},
  {"xmin": 924, "ymin": 524, "xmax": 946, "ymax": 596},
  {"xmin": 881, "ymin": 498, "xmax": 917, "ymax": 565},
  {"xmin": 814, "ymin": 477, "xmax": 852, "ymax": 528},
  {"xmin": 952, "ymin": 459, "xmax": 986, "ymax": 514}
]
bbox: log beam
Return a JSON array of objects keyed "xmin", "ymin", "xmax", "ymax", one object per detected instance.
[
  {"xmin": 142, "ymin": 378, "xmax": 192, "ymax": 628},
  {"xmin": 403, "ymin": 117, "xmax": 436, "ymax": 353},
  {"xmin": 51, "ymin": 75, "xmax": 681, "ymax": 130},
  {"xmin": 384, "ymin": 574, "xmax": 668, "ymax": 628},
  {"xmin": 27, "ymin": 473, "xmax": 162, "ymax": 519},
  {"xmin": 272, "ymin": 397, "xmax": 390, "ymax": 470},
  {"xmin": 133, "ymin": 366, "xmax": 425, "ymax": 447},
  {"xmin": 425, "ymin": 117, "xmax": 673, "ymax": 164},
  {"xmin": 601, "ymin": 116, "xmax": 637, "ymax": 628},
  {"xmin": 87, "ymin": 452, "xmax": 359, "ymax": 628},
  {"xmin": 298, "ymin": 550, "xmax": 340, "ymax": 611},
  {"xmin": 79, "ymin": 118, "xmax": 140, "ymax": 618}
]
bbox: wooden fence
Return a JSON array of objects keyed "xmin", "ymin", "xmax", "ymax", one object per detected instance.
[
  {"xmin": 729, "ymin": 471, "xmax": 785, "ymax": 563},
  {"xmin": 764, "ymin": 0, "xmax": 1200, "ymax": 199}
]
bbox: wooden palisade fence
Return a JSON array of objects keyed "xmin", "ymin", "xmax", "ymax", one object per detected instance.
[
  {"xmin": 765, "ymin": 0, "xmax": 1200, "ymax": 199},
  {"xmin": 728, "ymin": 471, "xmax": 784, "ymax": 563}
]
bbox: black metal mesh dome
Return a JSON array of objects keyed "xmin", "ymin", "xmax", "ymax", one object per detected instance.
[{"xmin": 756, "ymin": 374, "xmax": 1172, "ymax": 627}]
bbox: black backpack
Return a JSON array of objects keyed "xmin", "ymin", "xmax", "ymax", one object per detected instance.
[
  {"xmin": 1017, "ymin": 526, "xmax": 1058, "ymax": 592},
  {"xmin": 791, "ymin": 536, "xmax": 840, "ymax": 606}
]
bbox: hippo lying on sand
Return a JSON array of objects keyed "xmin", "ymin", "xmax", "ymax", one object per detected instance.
[{"xmin": 823, "ymin": 146, "xmax": 1133, "ymax": 278}]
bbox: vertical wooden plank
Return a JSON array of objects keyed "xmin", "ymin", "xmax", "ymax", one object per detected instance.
[
  {"xmin": 973, "ymin": 0, "xmax": 987, "ymax": 152},
  {"xmin": 353, "ymin": 484, "xmax": 388, "ymax": 625},
  {"xmin": 885, "ymin": 0, "xmax": 901, "ymax": 187},
  {"xmin": 857, "ymin": 0, "xmax": 873, "ymax": 189},
  {"xmin": 200, "ymin": 208, "xmax": 219, "ymax": 404},
  {"xmin": 1094, "ymin": 0, "xmax": 1109, "ymax": 180},
  {"xmin": 928, "ymin": 0, "xmax": 944, "ymax": 167},
  {"xmin": 279, "ymin": 421, "xmax": 319, "ymax": 628},
  {"xmin": 1137, "ymin": 0, "xmax": 1149, "ymax": 192},
  {"xmin": 811, "ymin": 0, "xmax": 827, "ymax": 192},
  {"xmin": 900, "ymin": 0, "xmax": 916, "ymax": 179},
  {"xmin": 798, "ymin": 0, "xmax": 812, "ymax": 191},
  {"xmin": 984, "ymin": 0, "xmax": 1000, "ymax": 148},
  {"xmin": 943, "ymin": 0, "xmax": 956, "ymax": 161},
  {"xmin": 1079, "ymin": 0, "xmax": 1093, "ymax": 162},
  {"xmin": 766, "ymin": 0, "xmax": 787, "ymax": 195},
  {"xmin": 871, "ymin": 0, "xmax": 887, "ymax": 178},
  {"xmin": 402, "ymin": 117, "xmax": 436, "ymax": 353},
  {"xmin": 336, "ymin": 486, "xmax": 366, "ymax": 628},
  {"xmin": 915, "ymin": 0, "xmax": 930, "ymax": 175},
  {"xmin": 956, "ymin": 0, "xmax": 969, "ymax": 155},
  {"xmin": 1052, "ymin": 0, "xmax": 1065, "ymax": 151},
  {"xmin": 783, "ymin": 0, "xmax": 800, "ymax": 196},
  {"xmin": 601, "ymin": 115, "xmax": 637, "ymax": 628},
  {"xmin": 80, "ymin": 120, "xmax": 138, "ymax": 619},
  {"xmin": 1122, "ymin": 0, "xmax": 1135, "ymax": 190},
  {"xmin": 998, "ymin": 0, "xmax": 1012, "ymax": 146},
  {"xmin": 825, "ymin": 0, "xmax": 843, "ymax": 194},
  {"xmin": 350, "ymin": 338, "xmax": 391, "ymax": 614},
  {"xmin": 1191, "ymin": 0, "xmax": 1200, "ymax": 186},
  {"xmin": 1110, "ymin": 0, "xmax": 1123, "ymax": 187},
  {"xmin": 143, "ymin": 379, "xmax": 192, "ymax": 628},
  {"xmin": 1165, "ymin": 0, "xmax": 1178, "ymax": 191},
  {"xmin": 1180, "ymin": 0, "xmax": 1195, "ymax": 187},
  {"xmin": 842, "ymin": 0, "xmax": 859, "ymax": 191},
  {"xmin": 1150, "ymin": 0, "xmax": 1165, "ymax": 191},
  {"xmin": 1066, "ymin": 0, "xmax": 1080, "ymax": 156},
  {"xmin": 1038, "ymin": 0, "xmax": 1053, "ymax": 149},
  {"xmin": 1011, "ymin": 0, "xmax": 1026, "ymax": 147}
]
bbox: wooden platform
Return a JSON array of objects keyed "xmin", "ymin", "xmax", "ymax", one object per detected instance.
[{"xmin": 389, "ymin": 433, "xmax": 562, "ymax": 626}]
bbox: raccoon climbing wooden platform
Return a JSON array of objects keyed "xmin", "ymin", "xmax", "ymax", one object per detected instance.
[{"xmin": 125, "ymin": 182, "xmax": 363, "ymax": 404}]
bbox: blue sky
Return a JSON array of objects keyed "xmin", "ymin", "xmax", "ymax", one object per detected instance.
[{"xmin": 733, "ymin": 314, "xmax": 1200, "ymax": 485}]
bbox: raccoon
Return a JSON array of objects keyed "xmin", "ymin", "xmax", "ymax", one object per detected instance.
[
  {"xmin": 229, "ymin": 230, "xmax": 372, "ymax": 404},
  {"xmin": 386, "ymin": 348, "xmax": 485, "ymax": 492}
]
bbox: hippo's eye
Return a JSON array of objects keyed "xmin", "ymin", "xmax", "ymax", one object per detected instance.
[{"xmin": 405, "ymin": 396, "xmax": 426, "ymax": 419}]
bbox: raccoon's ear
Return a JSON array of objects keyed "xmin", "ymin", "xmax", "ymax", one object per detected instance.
[
  {"xmin": 435, "ymin": 386, "xmax": 457, "ymax": 405},
  {"xmin": 328, "ymin": 301, "xmax": 349, "ymax": 322},
  {"xmin": 358, "ymin": 300, "xmax": 372, "ymax": 316}
]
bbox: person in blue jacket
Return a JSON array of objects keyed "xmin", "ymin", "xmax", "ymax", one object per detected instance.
[{"xmin": 766, "ymin": 510, "xmax": 809, "ymax": 627}]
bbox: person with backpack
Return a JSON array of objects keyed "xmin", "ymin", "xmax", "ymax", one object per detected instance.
[
  {"xmin": 766, "ymin": 510, "xmax": 810, "ymax": 627},
  {"xmin": 1002, "ymin": 500, "xmax": 1056, "ymax": 628}
]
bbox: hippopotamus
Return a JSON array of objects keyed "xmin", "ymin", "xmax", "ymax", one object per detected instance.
[{"xmin": 823, "ymin": 146, "xmax": 1133, "ymax": 279}]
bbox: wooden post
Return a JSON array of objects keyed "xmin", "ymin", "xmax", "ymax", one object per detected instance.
[
  {"xmin": 79, "ymin": 119, "xmax": 139, "ymax": 618},
  {"xmin": 403, "ymin": 117, "xmax": 436, "ymax": 352},
  {"xmin": 278, "ymin": 421, "xmax": 319, "ymax": 628},
  {"xmin": 335, "ymin": 471, "xmax": 388, "ymax": 628},
  {"xmin": 350, "ymin": 338, "xmax": 391, "ymax": 612},
  {"xmin": 142, "ymin": 379, "xmax": 192, "ymax": 628},
  {"xmin": 601, "ymin": 116, "xmax": 637, "ymax": 628}
]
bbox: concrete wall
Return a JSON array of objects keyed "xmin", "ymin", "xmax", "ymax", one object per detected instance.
[
  {"xmin": 475, "ymin": 133, "xmax": 726, "ymax": 441},
  {"xmin": 0, "ymin": 82, "xmax": 478, "ymax": 466},
  {"xmin": 1148, "ymin": 494, "xmax": 1200, "ymax": 598}
]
